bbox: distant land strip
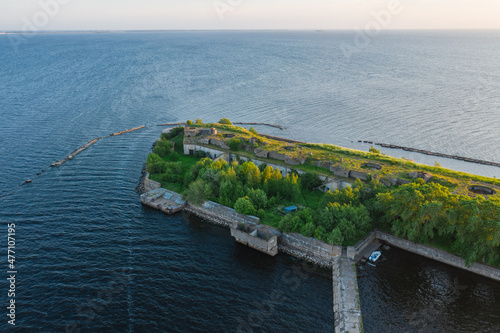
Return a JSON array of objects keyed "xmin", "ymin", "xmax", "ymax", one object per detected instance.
[
  {"xmin": 157, "ymin": 122, "xmax": 284, "ymax": 130},
  {"xmin": 359, "ymin": 140, "xmax": 500, "ymax": 168}
]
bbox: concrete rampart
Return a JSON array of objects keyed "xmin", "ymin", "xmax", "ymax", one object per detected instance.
[
  {"xmin": 279, "ymin": 233, "xmax": 341, "ymax": 268},
  {"xmin": 332, "ymin": 257, "xmax": 363, "ymax": 333},
  {"xmin": 231, "ymin": 224, "xmax": 279, "ymax": 256},
  {"xmin": 375, "ymin": 231, "xmax": 500, "ymax": 282},
  {"xmin": 185, "ymin": 200, "xmax": 260, "ymax": 228}
]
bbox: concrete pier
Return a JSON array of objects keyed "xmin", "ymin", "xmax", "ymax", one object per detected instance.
[{"xmin": 332, "ymin": 257, "xmax": 363, "ymax": 333}]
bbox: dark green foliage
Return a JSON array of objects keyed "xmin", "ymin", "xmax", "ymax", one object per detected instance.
[
  {"xmin": 161, "ymin": 127, "xmax": 184, "ymax": 140},
  {"xmin": 219, "ymin": 118, "xmax": 232, "ymax": 125},
  {"xmin": 184, "ymin": 179, "xmax": 210, "ymax": 205},
  {"xmin": 153, "ymin": 140, "xmax": 173, "ymax": 158},
  {"xmin": 246, "ymin": 188, "xmax": 268, "ymax": 209},
  {"xmin": 234, "ymin": 196, "xmax": 257, "ymax": 216},
  {"xmin": 186, "ymin": 120, "xmax": 193, "ymax": 125},
  {"xmin": 228, "ymin": 138, "xmax": 242, "ymax": 151},
  {"xmin": 300, "ymin": 171, "xmax": 323, "ymax": 191}
]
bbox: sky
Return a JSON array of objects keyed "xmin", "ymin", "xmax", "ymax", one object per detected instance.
[{"xmin": 1, "ymin": 0, "xmax": 499, "ymax": 31}]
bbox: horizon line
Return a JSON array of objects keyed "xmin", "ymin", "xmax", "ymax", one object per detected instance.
[{"xmin": 1, "ymin": 28, "xmax": 500, "ymax": 34}]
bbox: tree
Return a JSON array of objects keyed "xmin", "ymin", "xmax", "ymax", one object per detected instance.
[
  {"xmin": 301, "ymin": 222, "xmax": 316, "ymax": 238},
  {"xmin": 249, "ymin": 127, "xmax": 258, "ymax": 135},
  {"xmin": 153, "ymin": 140, "xmax": 173, "ymax": 158},
  {"xmin": 315, "ymin": 226, "xmax": 327, "ymax": 242},
  {"xmin": 184, "ymin": 179, "xmax": 210, "ymax": 205},
  {"xmin": 186, "ymin": 120, "xmax": 193, "ymax": 126},
  {"xmin": 219, "ymin": 118, "xmax": 232, "ymax": 125},
  {"xmin": 300, "ymin": 171, "xmax": 323, "ymax": 191},
  {"xmin": 234, "ymin": 196, "xmax": 257, "ymax": 216},
  {"xmin": 195, "ymin": 119, "xmax": 203, "ymax": 124},
  {"xmin": 327, "ymin": 228, "xmax": 344, "ymax": 245},
  {"xmin": 246, "ymin": 188, "xmax": 268, "ymax": 209},
  {"xmin": 228, "ymin": 138, "xmax": 242, "ymax": 151}
]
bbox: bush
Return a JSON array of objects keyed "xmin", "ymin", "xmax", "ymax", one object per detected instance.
[
  {"xmin": 369, "ymin": 146, "xmax": 380, "ymax": 155},
  {"xmin": 228, "ymin": 138, "xmax": 242, "ymax": 151},
  {"xmin": 187, "ymin": 120, "xmax": 193, "ymax": 125},
  {"xmin": 234, "ymin": 196, "xmax": 257, "ymax": 216},
  {"xmin": 249, "ymin": 127, "xmax": 258, "ymax": 135},
  {"xmin": 300, "ymin": 171, "xmax": 323, "ymax": 191},
  {"xmin": 219, "ymin": 118, "xmax": 232, "ymax": 125},
  {"xmin": 168, "ymin": 152, "xmax": 180, "ymax": 162},
  {"xmin": 195, "ymin": 119, "xmax": 203, "ymax": 124},
  {"xmin": 153, "ymin": 140, "xmax": 173, "ymax": 158}
]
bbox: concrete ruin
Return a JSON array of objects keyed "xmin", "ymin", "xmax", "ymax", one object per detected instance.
[{"xmin": 230, "ymin": 223, "xmax": 279, "ymax": 256}]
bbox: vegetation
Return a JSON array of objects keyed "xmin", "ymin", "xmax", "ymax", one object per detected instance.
[
  {"xmin": 146, "ymin": 123, "xmax": 500, "ymax": 267},
  {"xmin": 219, "ymin": 118, "xmax": 232, "ymax": 125}
]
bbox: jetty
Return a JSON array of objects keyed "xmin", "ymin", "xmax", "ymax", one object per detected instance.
[
  {"xmin": 51, "ymin": 138, "xmax": 100, "ymax": 167},
  {"xmin": 140, "ymin": 188, "xmax": 186, "ymax": 214},
  {"xmin": 359, "ymin": 140, "xmax": 500, "ymax": 168}
]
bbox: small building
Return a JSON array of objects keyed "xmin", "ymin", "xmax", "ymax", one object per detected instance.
[{"xmin": 284, "ymin": 205, "xmax": 298, "ymax": 213}]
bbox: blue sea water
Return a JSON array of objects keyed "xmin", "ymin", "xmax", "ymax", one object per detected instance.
[{"xmin": 0, "ymin": 31, "xmax": 499, "ymax": 332}]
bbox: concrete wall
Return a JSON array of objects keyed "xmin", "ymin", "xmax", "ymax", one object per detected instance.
[
  {"xmin": 185, "ymin": 200, "xmax": 260, "ymax": 228},
  {"xmin": 279, "ymin": 233, "xmax": 341, "ymax": 268},
  {"xmin": 375, "ymin": 231, "xmax": 500, "ymax": 282},
  {"xmin": 332, "ymin": 258, "xmax": 363, "ymax": 333},
  {"xmin": 183, "ymin": 144, "xmax": 224, "ymax": 159},
  {"xmin": 231, "ymin": 226, "xmax": 278, "ymax": 256}
]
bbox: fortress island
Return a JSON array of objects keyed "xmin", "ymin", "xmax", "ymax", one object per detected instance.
[{"xmin": 138, "ymin": 118, "xmax": 500, "ymax": 333}]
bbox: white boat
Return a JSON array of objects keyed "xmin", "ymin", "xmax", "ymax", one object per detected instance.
[{"xmin": 369, "ymin": 251, "xmax": 381, "ymax": 262}]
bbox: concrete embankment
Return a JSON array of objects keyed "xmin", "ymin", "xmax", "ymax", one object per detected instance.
[
  {"xmin": 359, "ymin": 140, "xmax": 500, "ymax": 168},
  {"xmin": 332, "ymin": 257, "xmax": 363, "ymax": 333},
  {"xmin": 349, "ymin": 231, "xmax": 500, "ymax": 282}
]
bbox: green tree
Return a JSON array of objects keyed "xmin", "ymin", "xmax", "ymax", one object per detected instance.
[
  {"xmin": 301, "ymin": 222, "xmax": 316, "ymax": 238},
  {"xmin": 228, "ymin": 138, "xmax": 242, "ymax": 151},
  {"xmin": 195, "ymin": 119, "xmax": 203, "ymax": 124},
  {"xmin": 153, "ymin": 140, "xmax": 173, "ymax": 158},
  {"xmin": 300, "ymin": 171, "xmax": 323, "ymax": 191},
  {"xmin": 249, "ymin": 127, "xmax": 258, "ymax": 135},
  {"xmin": 327, "ymin": 228, "xmax": 344, "ymax": 245},
  {"xmin": 246, "ymin": 188, "xmax": 268, "ymax": 209},
  {"xmin": 219, "ymin": 118, "xmax": 232, "ymax": 125},
  {"xmin": 184, "ymin": 179, "xmax": 210, "ymax": 205},
  {"xmin": 234, "ymin": 196, "xmax": 257, "ymax": 216}
]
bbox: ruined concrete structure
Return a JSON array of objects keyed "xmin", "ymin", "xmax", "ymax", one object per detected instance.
[{"xmin": 230, "ymin": 223, "xmax": 279, "ymax": 256}]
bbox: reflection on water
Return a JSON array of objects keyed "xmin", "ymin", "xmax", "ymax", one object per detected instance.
[{"xmin": 358, "ymin": 246, "xmax": 500, "ymax": 332}]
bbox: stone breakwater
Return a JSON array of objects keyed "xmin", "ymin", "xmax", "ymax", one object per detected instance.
[
  {"xmin": 332, "ymin": 257, "xmax": 363, "ymax": 333},
  {"xmin": 359, "ymin": 140, "xmax": 500, "ymax": 168}
]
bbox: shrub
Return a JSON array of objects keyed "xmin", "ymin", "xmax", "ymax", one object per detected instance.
[
  {"xmin": 300, "ymin": 171, "xmax": 323, "ymax": 191},
  {"xmin": 228, "ymin": 138, "xmax": 242, "ymax": 151},
  {"xmin": 234, "ymin": 196, "xmax": 257, "ymax": 216},
  {"xmin": 153, "ymin": 140, "xmax": 173, "ymax": 158},
  {"xmin": 219, "ymin": 118, "xmax": 232, "ymax": 125},
  {"xmin": 195, "ymin": 119, "xmax": 203, "ymax": 124},
  {"xmin": 249, "ymin": 127, "xmax": 258, "ymax": 135},
  {"xmin": 168, "ymin": 152, "xmax": 180, "ymax": 162},
  {"xmin": 369, "ymin": 146, "xmax": 380, "ymax": 155},
  {"xmin": 187, "ymin": 120, "xmax": 193, "ymax": 125}
]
